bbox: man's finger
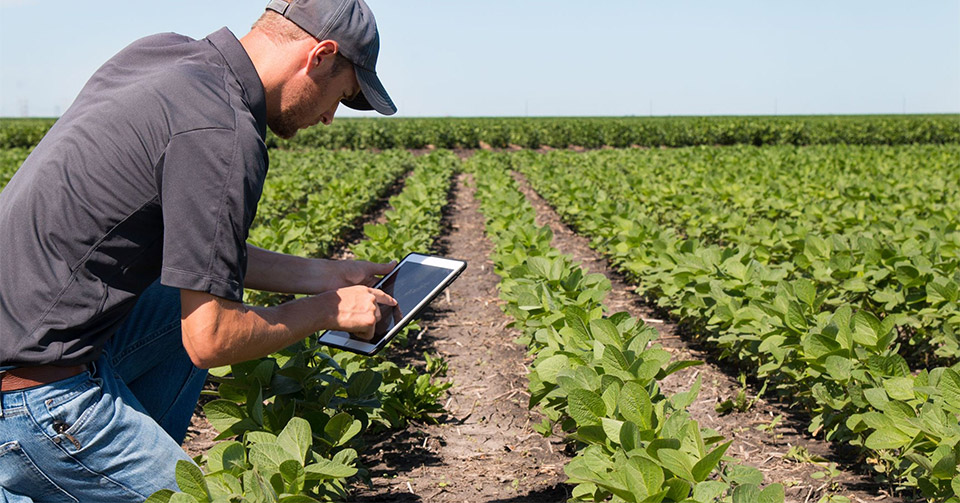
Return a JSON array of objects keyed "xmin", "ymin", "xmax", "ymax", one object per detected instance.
[
  {"xmin": 370, "ymin": 288, "xmax": 397, "ymax": 306},
  {"xmin": 369, "ymin": 260, "xmax": 397, "ymax": 275}
]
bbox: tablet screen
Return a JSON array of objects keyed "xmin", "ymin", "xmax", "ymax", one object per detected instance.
[
  {"xmin": 367, "ymin": 261, "xmax": 453, "ymax": 345},
  {"xmin": 318, "ymin": 254, "xmax": 466, "ymax": 354}
]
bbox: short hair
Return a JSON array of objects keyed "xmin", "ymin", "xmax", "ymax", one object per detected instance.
[{"xmin": 252, "ymin": 11, "xmax": 351, "ymax": 75}]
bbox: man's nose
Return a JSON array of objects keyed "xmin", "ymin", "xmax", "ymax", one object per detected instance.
[{"xmin": 319, "ymin": 102, "xmax": 340, "ymax": 126}]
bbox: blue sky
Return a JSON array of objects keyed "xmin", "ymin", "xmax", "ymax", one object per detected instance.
[{"xmin": 1, "ymin": 0, "xmax": 958, "ymax": 118}]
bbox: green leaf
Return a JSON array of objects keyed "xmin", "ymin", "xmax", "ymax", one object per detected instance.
[
  {"xmin": 589, "ymin": 318, "xmax": 622, "ymax": 347},
  {"xmin": 732, "ymin": 483, "xmax": 760, "ymax": 503},
  {"xmin": 938, "ymin": 369, "xmax": 960, "ymax": 410},
  {"xmin": 693, "ymin": 480, "xmax": 729, "ymax": 502},
  {"xmin": 864, "ymin": 427, "xmax": 913, "ymax": 450},
  {"xmin": 852, "ymin": 310, "xmax": 881, "ymax": 347},
  {"xmin": 278, "ymin": 496, "xmax": 321, "ymax": 503},
  {"xmin": 206, "ymin": 441, "xmax": 245, "ymax": 474},
  {"xmin": 144, "ymin": 490, "xmax": 175, "ymax": 503},
  {"xmin": 170, "ymin": 494, "xmax": 201, "ymax": 503},
  {"xmin": 249, "ymin": 443, "xmax": 296, "ymax": 473},
  {"xmin": 693, "ymin": 441, "xmax": 732, "ymax": 482},
  {"xmin": 324, "ymin": 412, "xmax": 355, "ymax": 445},
  {"xmin": 785, "ymin": 302, "xmax": 807, "ymax": 332},
  {"xmin": 203, "ymin": 400, "xmax": 246, "ymax": 434},
  {"xmin": 346, "ymin": 369, "xmax": 382, "ymax": 398},
  {"xmin": 882, "ymin": 376, "xmax": 915, "ymax": 401},
  {"xmin": 174, "ymin": 460, "xmax": 209, "ymax": 502},
  {"xmin": 303, "ymin": 458, "xmax": 358, "ymax": 480},
  {"xmin": 364, "ymin": 223, "xmax": 388, "ymax": 241},
  {"xmin": 620, "ymin": 421, "xmax": 641, "ymax": 451},
  {"xmin": 759, "ymin": 483, "xmax": 785, "ymax": 503},
  {"xmin": 625, "ymin": 457, "xmax": 664, "ymax": 500},
  {"xmin": 862, "ymin": 387, "xmax": 889, "ymax": 410},
  {"xmin": 535, "ymin": 354, "xmax": 569, "ymax": 383},
  {"xmin": 619, "ymin": 381, "xmax": 653, "ymax": 429},
  {"xmin": 794, "ymin": 279, "xmax": 816, "ymax": 307},
  {"xmin": 601, "ymin": 417, "xmax": 624, "ymax": 443},
  {"xmin": 824, "ymin": 355, "xmax": 852, "ymax": 382},
  {"xmin": 657, "ymin": 448, "xmax": 695, "ymax": 483},
  {"xmin": 670, "ymin": 375, "xmax": 702, "ymax": 409},
  {"xmin": 279, "ymin": 459, "xmax": 306, "ymax": 494},
  {"xmin": 567, "ymin": 389, "xmax": 607, "ymax": 426},
  {"xmin": 277, "ymin": 417, "xmax": 312, "ymax": 463}
]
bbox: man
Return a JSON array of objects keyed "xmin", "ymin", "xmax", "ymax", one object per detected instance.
[{"xmin": 0, "ymin": 0, "xmax": 397, "ymax": 500}]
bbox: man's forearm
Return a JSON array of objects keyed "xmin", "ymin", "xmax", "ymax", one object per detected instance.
[
  {"xmin": 245, "ymin": 243, "xmax": 335, "ymax": 294},
  {"xmin": 181, "ymin": 291, "xmax": 336, "ymax": 368},
  {"xmin": 181, "ymin": 285, "xmax": 396, "ymax": 369}
]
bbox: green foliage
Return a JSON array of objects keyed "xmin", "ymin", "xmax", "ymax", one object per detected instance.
[
  {"xmin": 518, "ymin": 145, "xmax": 960, "ymax": 500},
  {"xmin": 4, "ymin": 115, "xmax": 959, "ymax": 151},
  {"xmin": 0, "ymin": 147, "xmax": 32, "ymax": 190},
  {"xmin": 469, "ymin": 152, "xmax": 783, "ymax": 502}
]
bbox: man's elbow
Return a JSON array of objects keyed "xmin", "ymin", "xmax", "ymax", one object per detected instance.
[
  {"xmin": 180, "ymin": 289, "xmax": 236, "ymax": 369},
  {"xmin": 182, "ymin": 325, "xmax": 222, "ymax": 369}
]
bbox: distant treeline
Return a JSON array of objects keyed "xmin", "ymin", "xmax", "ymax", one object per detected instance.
[{"xmin": 2, "ymin": 115, "xmax": 958, "ymax": 150}]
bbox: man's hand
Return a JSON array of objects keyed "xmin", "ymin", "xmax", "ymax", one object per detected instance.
[
  {"xmin": 331, "ymin": 260, "xmax": 397, "ymax": 289},
  {"xmin": 324, "ymin": 285, "xmax": 398, "ymax": 340}
]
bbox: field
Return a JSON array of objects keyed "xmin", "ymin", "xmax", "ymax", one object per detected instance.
[{"xmin": 1, "ymin": 116, "xmax": 958, "ymax": 503}]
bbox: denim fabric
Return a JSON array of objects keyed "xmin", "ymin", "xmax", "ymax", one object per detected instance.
[{"xmin": 0, "ymin": 280, "xmax": 208, "ymax": 502}]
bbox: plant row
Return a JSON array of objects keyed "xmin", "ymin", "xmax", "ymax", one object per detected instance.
[
  {"xmin": 3, "ymin": 114, "xmax": 959, "ymax": 150},
  {"xmin": 467, "ymin": 151, "xmax": 784, "ymax": 503},
  {"xmin": 512, "ymin": 145, "xmax": 960, "ymax": 363},
  {"xmin": 148, "ymin": 151, "xmax": 458, "ymax": 502},
  {"xmin": 515, "ymin": 149, "xmax": 960, "ymax": 501}
]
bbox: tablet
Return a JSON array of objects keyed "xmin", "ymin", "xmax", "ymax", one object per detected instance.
[{"xmin": 317, "ymin": 253, "xmax": 466, "ymax": 355}]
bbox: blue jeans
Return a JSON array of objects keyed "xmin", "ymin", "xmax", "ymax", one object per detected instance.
[{"xmin": 0, "ymin": 281, "xmax": 208, "ymax": 502}]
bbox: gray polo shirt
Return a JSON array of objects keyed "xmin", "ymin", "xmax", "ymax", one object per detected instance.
[{"xmin": 0, "ymin": 28, "xmax": 268, "ymax": 368}]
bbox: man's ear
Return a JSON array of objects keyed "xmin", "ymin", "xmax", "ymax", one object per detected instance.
[{"xmin": 305, "ymin": 39, "xmax": 339, "ymax": 73}]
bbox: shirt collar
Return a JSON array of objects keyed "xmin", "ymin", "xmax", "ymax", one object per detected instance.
[{"xmin": 206, "ymin": 27, "xmax": 267, "ymax": 140}]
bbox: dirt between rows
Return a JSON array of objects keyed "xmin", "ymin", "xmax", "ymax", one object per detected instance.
[{"xmin": 182, "ymin": 158, "xmax": 908, "ymax": 503}]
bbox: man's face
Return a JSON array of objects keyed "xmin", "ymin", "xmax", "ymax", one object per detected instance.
[{"xmin": 269, "ymin": 58, "xmax": 360, "ymax": 139}]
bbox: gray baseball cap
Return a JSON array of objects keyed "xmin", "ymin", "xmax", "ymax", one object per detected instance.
[{"xmin": 265, "ymin": 0, "xmax": 397, "ymax": 115}]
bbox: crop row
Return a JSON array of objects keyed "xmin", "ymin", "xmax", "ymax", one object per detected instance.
[
  {"xmin": 2, "ymin": 114, "xmax": 958, "ymax": 150},
  {"xmin": 514, "ymin": 148, "xmax": 960, "ymax": 501},
  {"xmin": 149, "ymin": 151, "xmax": 457, "ymax": 502},
  {"xmin": 511, "ymin": 145, "xmax": 960, "ymax": 363},
  {"xmin": 468, "ymin": 151, "xmax": 785, "ymax": 503}
]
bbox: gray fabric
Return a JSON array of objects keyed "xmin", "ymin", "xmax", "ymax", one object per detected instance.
[
  {"xmin": 0, "ymin": 28, "xmax": 268, "ymax": 367},
  {"xmin": 266, "ymin": 0, "xmax": 396, "ymax": 115}
]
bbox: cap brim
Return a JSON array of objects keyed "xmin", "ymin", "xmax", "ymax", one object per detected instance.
[{"xmin": 342, "ymin": 65, "xmax": 397, "ymax": 116}]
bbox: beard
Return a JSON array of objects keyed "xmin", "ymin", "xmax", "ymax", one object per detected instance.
[{"xmin": 268, "ymin": 76, "xmax": 325, "ymax": 139}]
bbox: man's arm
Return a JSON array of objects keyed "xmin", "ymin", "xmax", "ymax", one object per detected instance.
[
  {"xmin": 244, "ymin": 243, "xmax": 395, "ymax": 294},
  {"xmin": 180, "ymin": 286, "xmax": 396, "ymax": 369}
]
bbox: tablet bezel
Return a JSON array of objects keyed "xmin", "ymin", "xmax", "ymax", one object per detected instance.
[{"xmin": 316, "ymin": 253, "xmax": 466, "ymax": 355}]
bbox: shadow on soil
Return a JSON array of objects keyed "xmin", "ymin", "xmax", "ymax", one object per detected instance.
[{"xmin": 487, "ymin": 485, "xmax": 571, "ymax": 503}]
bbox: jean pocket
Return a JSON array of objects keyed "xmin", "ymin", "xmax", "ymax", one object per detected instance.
[
  {"xmin": 0, "ymin": 441, "xmax": 78, "ymax": 502},
  {"xmin": 41, "ymin": 374, "xmax": 103, "ymax": 446}
]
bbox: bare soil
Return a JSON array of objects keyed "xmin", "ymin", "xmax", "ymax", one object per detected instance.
[{"xmin": 347, "ymin": 172, "xmax": 570, "ymax": 502}]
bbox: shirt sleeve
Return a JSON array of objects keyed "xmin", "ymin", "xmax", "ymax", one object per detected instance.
[{"xmin": 158, "ymin": 127, "xmax": 266, "ymax": 301}]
